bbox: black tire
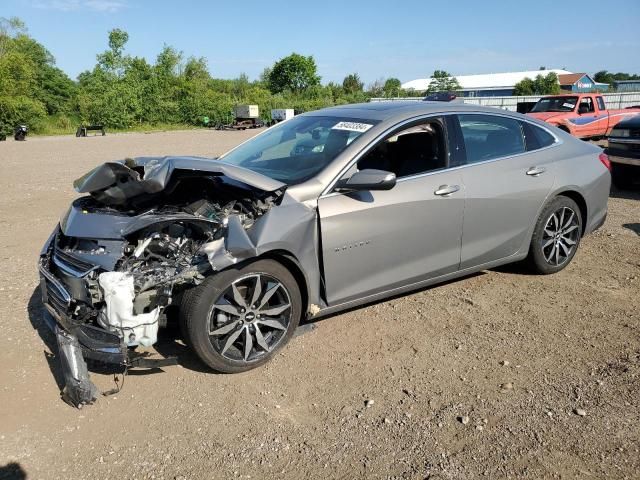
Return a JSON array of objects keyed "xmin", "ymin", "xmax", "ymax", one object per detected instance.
[
  {"xmin": 611, "ymin": 163, "xmax": 636, "ymax": 190},
  {"xmin": 180, "ymin": 259, "xmax": 301, "ymax": 373},
  {"xmin": 527, "ymin": 196, "xmax": 583, "ymax": 274}
]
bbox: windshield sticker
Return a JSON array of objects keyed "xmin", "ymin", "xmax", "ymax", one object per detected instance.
[
  {"xmin": 563, "ymin": 102, "xmax": 575, "ymax": 109},
  {"xmin": 332, "ymin": 121, "xmax": 373, "ymax": 133}
]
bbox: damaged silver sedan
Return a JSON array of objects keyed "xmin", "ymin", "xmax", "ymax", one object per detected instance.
[{"xmin": 39, "ymin": 102, "xmax": 611, "ymax": 406}]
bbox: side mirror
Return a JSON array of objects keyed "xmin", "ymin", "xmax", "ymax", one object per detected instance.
[{"xmin": 336, "ymin": 169, "xmax": 396, "ymax": 192}]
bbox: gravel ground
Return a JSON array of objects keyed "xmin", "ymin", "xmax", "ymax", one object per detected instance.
[{"xmin": 0, "ymin": 130, "xmax": 638, "ymax": 480}]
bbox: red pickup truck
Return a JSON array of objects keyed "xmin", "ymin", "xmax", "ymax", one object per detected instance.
[{"xmin": 527, "ymin": 94, "xmax": 640, "ymax": 139}]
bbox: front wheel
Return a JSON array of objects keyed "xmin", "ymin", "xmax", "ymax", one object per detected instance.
[
  {"xmin": 180, "ymin": 259, "xmax": 301, "ymax": 373},
  {"xmin": 527, "ymin": 196, "xmax": 582, "ymax": 274}
]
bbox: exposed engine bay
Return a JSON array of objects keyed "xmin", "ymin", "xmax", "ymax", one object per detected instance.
[
  {"xmin": 60, "ymin": 165, "xmax": 281, "ymax": 345},
  {"xmin": 77, "ymin": 193, "xmax": 278, "ymax": 347}
]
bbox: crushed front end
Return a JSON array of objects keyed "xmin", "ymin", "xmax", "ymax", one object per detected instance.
[{"xmin": 39, "ymin": 156, "xmax": 285, "ymax": 407}]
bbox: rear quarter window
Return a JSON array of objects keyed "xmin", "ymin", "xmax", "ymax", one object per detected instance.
[
  {"xmin": 458, "ymin": 114, "xmax": 525, "ymax": 163},
  {"xmin": 521, "ymin": 121, "xmax": 557, "ymax": 151}
]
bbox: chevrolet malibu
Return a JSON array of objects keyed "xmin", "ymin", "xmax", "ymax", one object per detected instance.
[{"xmin": 39, "ymin": 102, "xmax": 611, "ymax": 405}]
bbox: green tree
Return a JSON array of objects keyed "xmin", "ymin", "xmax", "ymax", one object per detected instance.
[
  {"xmin": 0, "ymin": 16, "xmax": 26, "ymax": 55},
  {"xmin": 233, "ymin": 73, "xmax": 250, "ymax": 98},
  {"xmin": 0, "ymin": 16, "xmax": 65, "ymax": 133},
  {"xmin": 258, "ymin": 67, "xmax": 271, "ymax": 86},
  {"xmin": 513, "ymin": 77, "xmax": 535, "ymax": 95},
  {"xmin": 535, "ymin": 72, "xmax": 560, "ymax": 95},
  {"xmin": 594, "ymin": 70, "xmax": 614, "ymax": 84},
  {"xmin": 383, "ymin": 77, "xmax": 402, "ymax": 97},
  {"xmin": 10, "ymin": 34, "xmax": 76, "ymax": 114},
  {"xmin": 183, "ymin": 56, "xmax": 209, "ymax": 82},
  {"xmin": 426, "ymin": 70, "xmax": 461, "ymax": 94},
  {"xmin": 96, "ymin": 28, "xmax": 130, "ymax": 76},
  {"xmin": 267, "ymin": 53, "xmax": 320, "ymax": 93},
  {"xmin": 342, "ymin": 73, "xmax": 363, "ymax": 94},
  {"xmin": 513, "ymin": 72, "xmax": 560, "ymax": 96},
  {"xmin": 594, "ymin": 70, "xmax": 640, "ymax": 85},
  {"xmin": 78, "ymin": 29, "xmax": 140, "ymax": 127}
]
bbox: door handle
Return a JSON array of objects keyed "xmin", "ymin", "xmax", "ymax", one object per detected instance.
[
  {"xmin": 434, "ymin": 184, "xmax": 460, "ymax": 196},
  {"xmin": 526, "ymin": 167, "xmax": 546, "ymax": 176}
]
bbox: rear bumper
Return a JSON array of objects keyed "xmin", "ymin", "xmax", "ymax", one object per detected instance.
[{"xmin": 583, "ymin": 167, "xmax": 611, "ymax": 236}]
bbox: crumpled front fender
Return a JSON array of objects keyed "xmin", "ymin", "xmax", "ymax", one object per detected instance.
[{"xmin": 201, "ymin": 198, "xmax": 325, "ymax": 311}]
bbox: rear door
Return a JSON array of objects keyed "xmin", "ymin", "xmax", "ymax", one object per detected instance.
[
  {"xmin": 318, "ymin": 116, "xmax": 465, "ymax": 305},
  {"xmin": 454, "ymin": 113, "xmax": 556, "ymax": 269}
]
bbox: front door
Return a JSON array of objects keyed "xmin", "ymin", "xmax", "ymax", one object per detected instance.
[
  {"xmin": 318, "ymin": 117, "xmax": 465, "ymax": 306},
  {"xmin": 573, "ymin": 96, "xmax": 601, "ymax": 138}
]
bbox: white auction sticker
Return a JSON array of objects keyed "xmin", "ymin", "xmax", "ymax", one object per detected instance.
[{"xmin": 332, "ymin": 121, "xmax": 374, "ymax": 133}]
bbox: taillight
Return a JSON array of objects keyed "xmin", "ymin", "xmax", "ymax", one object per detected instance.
[{"xmin": 599, "ymin": 152, "xmax": 612, "ymax": 171}]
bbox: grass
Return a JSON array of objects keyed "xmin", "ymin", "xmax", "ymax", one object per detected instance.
[{"xmin": 32, "ymin": 114, "xmax": 205, "ymax": 137}]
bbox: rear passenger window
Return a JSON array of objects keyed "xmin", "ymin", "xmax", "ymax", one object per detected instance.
[
  {"xmin": 521, "ymin": 122, "xmax": 556, "ymax": 151},
  {"xmin": 596, "ymin": 96, "xmax": 606, "ymax": 111},
  {"xmin": 458, "ymin": 114, "xmax": 525, "ymax": 163}
]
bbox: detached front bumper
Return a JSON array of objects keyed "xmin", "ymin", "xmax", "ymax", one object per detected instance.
[{"xmin": 39, "ymin": 233, "xmax": 128, "ymax": 366}]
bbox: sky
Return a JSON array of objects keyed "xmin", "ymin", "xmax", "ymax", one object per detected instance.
[{"xmin": 4, "ymin": 0, "xmax": 640, "ymax": 85}]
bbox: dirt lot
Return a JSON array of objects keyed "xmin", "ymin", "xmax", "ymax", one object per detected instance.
[{"xmin": 0, "ymin": 130, "xmax": 638, "ymax": 480}]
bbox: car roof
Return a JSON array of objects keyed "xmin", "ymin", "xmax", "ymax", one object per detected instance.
[{"xmin": 303, "ymin": 101, "xmax": 523, "ymax": 123}]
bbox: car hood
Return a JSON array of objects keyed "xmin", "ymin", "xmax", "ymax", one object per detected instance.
[
  {"xmin": 74, "ymin": 156, "xmax": 285, "ymax": 205},
  {"xmin": 527, "ymin": 112, "xmax": 568, "ymax": 122}
]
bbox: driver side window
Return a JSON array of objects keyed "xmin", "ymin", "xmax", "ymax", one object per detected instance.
[
  {"xmin": 579, "ymin": 97, "xmax": 594, "ymax": 114},
  {"xmin": 357, "ymin": 120, "xmax": 447, "ymax": 178}
]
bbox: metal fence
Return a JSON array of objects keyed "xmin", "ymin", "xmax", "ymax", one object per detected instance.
[{"xmin": 370, "ymin": 92, "xmax": 640, "ymax": 111}]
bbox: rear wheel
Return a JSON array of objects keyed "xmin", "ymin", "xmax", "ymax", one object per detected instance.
[
  {"xmin": 180, "ymin": 259, "xmax": 301, "ymax": 373},
  {"xmin": 527, "ymin": 196, "xmax": 582, "ymax": 274}
]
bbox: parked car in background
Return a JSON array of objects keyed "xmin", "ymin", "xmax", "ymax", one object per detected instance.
[
  {"xmin": 423, "ymin": 92, "xmax": 458, "ymax": 102},
  {"xmin": 39, "ymin": 102, "xmax": 611, "ymax": 406},
  {"xmin": 528, "ymin": 94, "xmax": 640, "ymax": 139},
  {"xmin": 606, "ymin": 115, "xmax": 640, "ymax": 189}
]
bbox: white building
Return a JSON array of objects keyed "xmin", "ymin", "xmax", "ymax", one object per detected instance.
[{"xmin": 402, "ymin": 69, "xmax": 573, "ymax": 97}]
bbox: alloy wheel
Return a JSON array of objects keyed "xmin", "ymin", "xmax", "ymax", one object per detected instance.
[
  {"xmin": 207, "ymin": 273, "xmax": 292, "ymax": 362},
  {"xmin": 541, "ymin": 206, "xmax": 580, "ymax": 267}
]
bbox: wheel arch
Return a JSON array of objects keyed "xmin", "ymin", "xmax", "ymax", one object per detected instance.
[
  {"xmin": 554, "ymin": 189, "xmax": 588, "ymax": 234},
  {"xmin": 254, "ymin": 250, "xmax": 310, "ymax": 317}
]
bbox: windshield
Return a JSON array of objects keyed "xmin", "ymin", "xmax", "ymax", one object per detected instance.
[
  {"xmin": 531, "ymin": 96, "xmax": 578, "ymax": 113},
  {"xmin": 219, "ymin": 115, "xmax": 379, "ymax": 185}
]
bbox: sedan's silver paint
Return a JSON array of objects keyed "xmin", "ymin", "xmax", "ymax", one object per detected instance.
[
  {"xmin": 459, "ymin": 148, "xmax": 556, "ymax": 269},
  {"xmin": 296, "ymin": 103, "xmax": 608, "ymax": 315},
  {"xmin": 318, "ymin": 169, "xmax": 465, "ymax": 305},
  {"xmin": 216, "ymin": 103, "xmax": 609, "ymax": 312}
]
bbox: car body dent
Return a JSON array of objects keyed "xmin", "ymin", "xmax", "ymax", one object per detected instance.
[{"xmin": 74, "ymin": 155, "xmax": 286, "ymax": 202}]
